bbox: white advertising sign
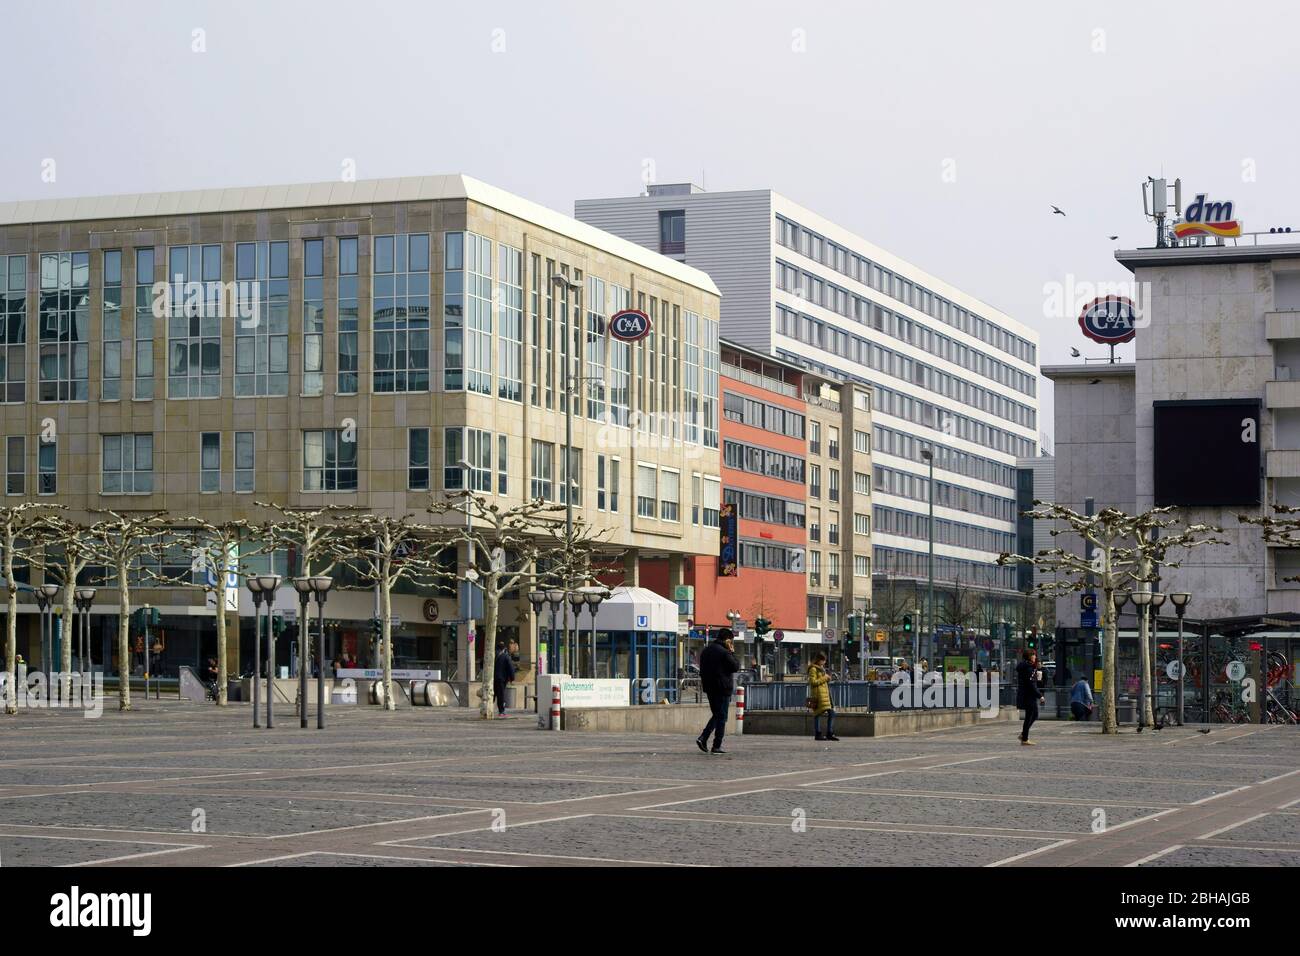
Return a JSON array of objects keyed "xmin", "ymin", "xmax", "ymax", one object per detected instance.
[{"xmin": 555, "ymin": 677, "xmax": 630, "ymax": 708}]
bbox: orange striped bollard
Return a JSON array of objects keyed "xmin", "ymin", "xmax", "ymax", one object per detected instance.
[
  {"xmin": 550, "ymin": 682, "xmax": 562, "ymax": 731},
  {"xmin": 736, "ymin": 684, "xmax": 746, "ymax": 735}
]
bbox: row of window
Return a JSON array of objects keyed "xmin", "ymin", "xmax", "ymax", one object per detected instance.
[
  {"xmin": 873, "ymin": 544, "xmax": 1017, "ymax": 591},
  {"xmin": 775, "ymin": 304, "xmax": 1035, "ymax": 430},
  {"xmin": 739, "ymin": 539, "xmax": 806, "ymax": 573},
  {"xmin": 2, "ymin": 246, "xmax": 720, "ymax": 449},
  {"xmin": 723, "ymin": 488, "xmax": 807, "ymax": 528},
  {"xmin": 722, "ymin": 439, "xmax": 807, "ymax": 484},
  {"xmin": 775, "ymin": 215, "xmax": 1037, "ymax": 366},
  {"xmin": 872, "ymin": 425, "xmax": 1015, "ymax": 491},
  {"xmin": 776, "ymin": 260, "xmax": 1036, "ymax": 399},
  {"xmin": 721, "ymin": 390, "xmax": 806, "ymax": 439},
  {"xmin": 872, "ymin": 505, "xmax": 1017, "ymax": 555},
  {"xmin": 872, "ymin": 465, "xmax": 1016, "ymax": 523}
]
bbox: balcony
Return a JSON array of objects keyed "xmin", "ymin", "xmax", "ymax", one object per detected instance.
[
  {"xmin": 828, "ymin": 530, "xmax": 840, "ymax": 545},
  {"xmin": 1265, "ymin": 311, "xmax": 1300, "ymax": 340},
  {"xmin": 1268, "ymin": 450, "xmax": 1300, "ymax": 478},
  {"xmin": 809, "ymin": 484, "xmax": 821, "ymax": 499},
  {"xmin": 809, "ymin": 527, "xmax": 821, "ymax": 542},
  {"xmin": 828, "ymin": 489, "xmax": 840, "ymax": 503},
  {"xmin": 720, "ymin": 362, "xmax": 799, "ymax": 398},
  {"xmin": 809, "ymin": 440, "xmax": 821, "ymax": 455},
  {"xmin": 828, "ymin": 441, "xmax": 840, "ymax": 460},
  {"xmin": 1266, "ymin": 379, "xmax": 1300, "ymax": 409}
]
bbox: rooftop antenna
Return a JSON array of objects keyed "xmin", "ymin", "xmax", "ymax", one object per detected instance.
[{"xmin": 1142, "ymin": 175, "xmax": 1181, "ymax": 248}]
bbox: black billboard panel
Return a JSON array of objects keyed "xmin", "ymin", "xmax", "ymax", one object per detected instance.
[{"xmin": 1153, "ymin": 399, "xmax": 1261, "ymax": 507}]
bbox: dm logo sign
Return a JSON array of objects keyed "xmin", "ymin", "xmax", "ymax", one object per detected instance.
[
  {"xmin": 1173, "ymin": 193, "xmax": 1242, "ymax": 239},
  {"xmin": 1078, "ymin": 296, "xmax": 1138, "ymax": 345},
  {"xmin": 609, "ymin": 309, "xmax": 651, "ymax": 343}
]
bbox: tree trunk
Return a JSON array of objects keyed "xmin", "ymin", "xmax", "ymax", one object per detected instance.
[
  {"xmin": 380, "ymin": 565, "xmax": 395, "ymax": 711},
  {"xmin": 478, "ymin": 573, "xmax": 498, "ymax": 719},
  {"xmin": 118, "ymin": 580, "xmax": 132, "ymax": 711},
  {"xmin": 61, "ymin": 584, "xmax": 75, "ymax": 702},
  {"xmin": 1101, "ymin": 589, "xmax": 1118, "ymax": 734},
  {"xmin": 1138, "ymin": 603, "xmax": 1155, "ymax": 728},
  {"xmin": 3, "ymin": 583, "xmax": 16, "ymax": 715},
  {"xmin": 216, "ymin": 587, "xmax": 228, "ymax": 706}
]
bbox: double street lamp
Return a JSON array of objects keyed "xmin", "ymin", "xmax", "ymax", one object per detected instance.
[
  {"xmin": 1130, "ymin": 588, "xmax": 1165, "ymax": 727},
  {"xmin": 1170, "ymin": 592, "xmax": 1191, "ymax": 725},
  {"xmin": 75, "ymin": 588, "xmax": 96, "ymax": 691},
  {"xmin": 33, "ymin": 583, "xmax": 60, "ymax": 683},
  {"xmin": 292, "ymin": 575, "xmax": 333, "ymax": 730},
  {"xmin": 246, "ymin": 574, "xmax": 281, "ymax": 728}
]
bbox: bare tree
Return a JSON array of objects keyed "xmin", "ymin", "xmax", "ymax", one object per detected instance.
[
  {"xmin": 429, "ymin": 492, "xmax": 618, "ymax": 719},
  {"xmin": 1, "ymin": 503, "xmax": 57, "ymax": 714},
  {"xmin": 84, "ymin": 510, "xmax": 171, "ymax": 712},
  {"xmin": 1000, "ymin": 503, "xmax": 1224, "ymax": 734},
  {"xmin": 322, "ymin": 513, "xmax": 447, "ymax": 711},
  {"xmin": 164, "ymin": 519, "xmax": 257, "ymax": 706}
]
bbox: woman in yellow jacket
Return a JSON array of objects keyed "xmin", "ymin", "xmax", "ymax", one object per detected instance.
[{"xmin": 807, "ymin": 651, "xmax": 839, "ymax": 741}]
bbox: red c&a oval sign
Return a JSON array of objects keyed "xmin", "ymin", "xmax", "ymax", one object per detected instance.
[{"xmin": 609, "ymin": 309, "xmax": 652, "ymax": 343}]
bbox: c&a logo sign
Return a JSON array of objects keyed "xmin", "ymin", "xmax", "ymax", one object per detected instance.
[
  {"xmin": 1173, "ymin": 193, "xmax": 1242, "ymax": 239},
  {"xmin": 609, "ymin": 309, "xmax": 651, "ymax": 343}
]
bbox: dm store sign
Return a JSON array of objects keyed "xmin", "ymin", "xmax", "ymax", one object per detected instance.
[{"xmin": 1173, "ymin": 193, "xmax": 1242, "ymax": 239}]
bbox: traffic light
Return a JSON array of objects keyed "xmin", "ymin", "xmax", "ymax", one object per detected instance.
[
  {"xmin": 370, "ymin": 617, "xmax": 383, "ymax": 638},
  {"xmin": 902, "ymin": 614, "xmax": 913, "ymax": 633},
  {"xmin": 1027, "ymin": 626, "xmax": 1038, "ymax": 649},
  {"xmin": 753, "ymin": 617, "xmax": 772, "ymax": 637}
]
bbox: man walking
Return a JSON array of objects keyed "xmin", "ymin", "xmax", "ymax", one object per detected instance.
[
  {"xmin": 696, "ymin": 628, "xmax": 739, "ymax": 754},
  {"xmin": 1016, "ymin": 648, "xmax": 1044, "ymax": 745},
  {"xmin": 493, "ymin": 639, "xmax": 518, "ymax": 717},
  {"xmin": 1070, "ymin": 673, "xmax": 1094, "ymax": 721}
]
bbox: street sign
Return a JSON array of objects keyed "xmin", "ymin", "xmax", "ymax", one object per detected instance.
[
  {"xmin": 635, "ymin": 614, "xmax": 649, "ymax": 629},
  {"xmin": 1081, "ymin": 609, "xmax": 1098, "ymax": 629},
  {"xmin": 1166, "ymin": 660, "xmax": 1184, "ymax": 681},
  {"xmin": 874, "ymin": 629, "xmax": 887, "ymax": 643},
  {"xmin": 1226, "ymin": 660, "xmax": 1247, "ymax": 682},
  {"xmin": 822, "ymin": 627, "xmax": 836, "ymax": 644},
  {"xmin": 773, "ymin": 629, "xmax": 784, "ymax": 643}
]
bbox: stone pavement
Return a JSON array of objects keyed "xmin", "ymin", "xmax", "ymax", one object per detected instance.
[{"xmin": 0, "ymin": 701, "xmax": 1296, "ymax": 867}]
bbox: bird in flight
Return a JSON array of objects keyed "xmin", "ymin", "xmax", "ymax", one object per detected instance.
[
  {"xmin": 1108, "ymin": 235, "xmax": 1119, "ymax": 240},
  {"xmin": 1051, "ymin": 206, "xmax": 1066, "ymax": 216},
  {"xmin": 1070, "ymin": 347, "xmax": 1081, "ymax": 357},
  {"xmin": 1088, "ymin": 378, "xmax": 1102, "ymax": 385}
]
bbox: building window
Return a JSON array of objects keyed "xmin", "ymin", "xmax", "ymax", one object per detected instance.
[
  {"xmin": 854, "ymin": 429, "xmax": 871, "ymax": 454},
  {"xmin": 660, "ymin": 469, "xmax": 680, "ymax": 522},
  {"xmin": 609, "ymin": 285, "xmax": 631, "ymax": 427},
  {"xmin": 609, "ymin": 457, "xmax": 620, "ymax": 512},
  {"xmin": 529, "ymin": 254, "xmax": 541, "ymax": 407},
  {"xmin": 235, "ymin": 241, "xmax": 290, "ymax": 397},
  {"xmin": 373, "ymin": 233, "xmax": 430, "ymax": 393},
  {"xmin": 165, "ymin": 244, "xmax": 221, "ymax": 398},
  {"xmin": 38, "ymin": 251, "xmax": 91, "ymax": 401},
  {"xmin": 855, "ymin": 513, "xmax": 871, "ymax": 536},
  {"xmin": 443, "ymin": 232, "xmax": 490, "ymax": 394},
  {"xmin": 235, "ymin": 431, "xmax": 255, "ymax": 493},
  {"xmin": 133, "ymin": 248, "xmax": 156, "ymax": 400},
  {"xmin": 0, "ymin": 255, "xmax": 26, "ymax": 404},
  {"xmin": 102, "ymin": 433, "xmax": 154, "ymax": 494},
  {"xmin": 636, "ymin": 464, "xmax": 657, "ymax": 518},
  {"xmin": 498, "ymin": 245, "xmax": 523, "ymax": 403},
  {"xmin": 338, "ymin": 238, "xmax": 359, "ymax": 394},
  {"xmin": 659, "ymin": 210, "xmax": 685, "ymax": 256},
  {"xmin": 102, "ymin": 250, "xmax": 122, "ymax": 401},
  {"xmin": 703, "ymin": 475, "xmax": 720, "ymax": 527},
  {"xmin": 303, "ymin": 238, "xmax": 325, "ymax": 396},
  {"xmin": 559, "ymin": 447, "xmax": 582, "ymax": 506},
  {"xmin": 5, "ymin": 436, "xmax": 23, "ymax": 494},
  {"xmin": 829, "ymin": 468, "xmax": 840, "ymax": 503},
  {"xmin": 530, "ymin": 439, "xmax": 553, "ymax": 501},
  {"xmin": 497, "ymin": 434, "xmax": 508, "ymax": 495},
  {"xmin": 691, "ymin": 472, "xmax": 700, "ymax": 524},
  {"xmin": 406, "ymin": 428, "xmax": 429, "ymax": 491},
  {"xmin": 200, "ymin": 432, "xmax": 220, "ymax": 492},
  {"xmin": 38, "ymin": 437, "xmax": 56, "ymax": 495},
  {"xmin": 854, "ymin": 471, "xmax": 871, "ymax": 496},
  {"xmin": 854, "ymin": 555, "xmax": 871, "ymax": 578},
  {"xmin": 599, "ymin": 456, "xmax": 610, "ymax": 511},
  {"xmin": 444, "ymin": 428, "xmax": 464, "ymax": 491},
  {"xmin": 466, "ymin": 428, "xmax": 493, "ymax": 492},
  {"xmin": 586, "ymin": 275, "xmax": 606, "ymax": 421},
  {"xmin": 809, "ymin": 463, "xmax": 821, "ymax": 498},
  {"xmin": 828, "ymin": 426, "xmax": 840, "ymax": 460},
  {"xmin": 302, "ymin": 429, "xmax": 357, "ymax": 492}
]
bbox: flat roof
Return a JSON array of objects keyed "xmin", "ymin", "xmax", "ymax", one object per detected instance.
[
  {"xmin": 1117, "ymin": 242, "xmax": 1300, "ymax": 271},
  {"xmin": 0, "ymin": 174, "xmax": 720, "ymax": 296},
  {"xmin": 1042, "ymin": 362, "xmax": 1135, "ymax": 381}
]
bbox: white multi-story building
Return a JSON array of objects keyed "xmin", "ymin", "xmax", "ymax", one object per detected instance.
[{"xmin": 577, "ymin": 185, "xmax": 1040, "ymax": 614}]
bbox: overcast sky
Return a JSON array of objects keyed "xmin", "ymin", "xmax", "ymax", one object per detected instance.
[{"xmin": 6, "ymin": 0, "xmax": 1298, "ymax": 444}]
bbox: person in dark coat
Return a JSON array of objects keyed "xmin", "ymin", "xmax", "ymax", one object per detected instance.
[
  {"xmin": 493, "ymin": 640, "xmax": 518, "ymax": 716},
  {"xmin": 1016, "ymin": 648, "xmax": 1043, "ymax": 745},
  {"xmin": 696, "ymin": 628, "xmax": 740, "ymax": 754}
]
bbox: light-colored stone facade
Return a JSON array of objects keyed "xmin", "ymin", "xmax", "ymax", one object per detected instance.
[{"xmin": 0, "ymin": 175, "xmax": 722, "ymax": 677}]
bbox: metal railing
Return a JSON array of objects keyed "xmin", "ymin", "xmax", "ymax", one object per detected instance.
[{"xmin": 721, "ymin": 362, "xmax": 799, "ymax": 398}]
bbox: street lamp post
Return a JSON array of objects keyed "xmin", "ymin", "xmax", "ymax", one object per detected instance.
[
  {"xmin": 256, "ymin": 574, "xmax": 282, "ymax": 728},
  {"xmin": 921, "ymin": 448, "xmax": 935, "ymax": 667},
  {"xmin": 292, "ymin": 577, "xmax": 313, "ymax": 728},
  {"xmin": 310, "ymin": 575, "xmax": 332, "ymax": 729},
  {"xmin": 551, "ymin": 272, "xmax": 582, "ymax": 676},
  {"xmin": 1149, "ymin": 591, "xmax": 1166, "ymax": 724},
  {"xmin": 457, "ymin": 458, "xmax": 476, "ymax": 683},
  {"xmin": 567, "ymin": 591, "xmax": 587, "ymax": 677},
  {"xmin": 1131, "ymin": 588, "xmax": 1152, "ymax": 728},
  {"xmin": 245, "ymin": 576, "xmax": 263, "ymax": 729},
  {"xmin": 1170, "ymin": 592, "xmax": 1190, "ymax": 726},
  {"xmin": 527, "ymin": 591, "xmax": 547, "ymax": 712},
  {"xmin": 33, "ymin": 586, "xmax": 51, "ymax": 683},
  {"xmin": 583, "ymin": 588, "xmax": 608, "ymax": 679},
  {"xmin": 75, "ymin": 588, "xmax": 96, "ymax": 694},
  {"xmin": 545, "ymin": 588, "xmax": 566, "ymax": 676}
]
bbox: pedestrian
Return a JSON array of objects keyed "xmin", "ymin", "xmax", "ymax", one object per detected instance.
[
  {"xmin": 1016, "ymin": 648, "xmax": 1044, "ymax": 745},
  {"xmin": 1070, "ymin": 673, "xmax": 1094, "ymax": 721},
  {"xmin": 695, "ymin": 628, "xmax": 739, "ymax": 754},
  {"xmin": 493, "ymin": 639, "xmax": 518, "ymax": 717},
  {"xmin": 807, "ymin": 651, "xmax": 838, "ymax": 741}
]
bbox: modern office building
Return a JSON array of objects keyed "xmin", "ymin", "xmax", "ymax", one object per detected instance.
[
  {"xmin": 0, "ymin": 175, "xmax": 722, "ymax": 687},
  {"xmin": 577, "ymin": 184, "xmax": 1040, "ymax": 654},
  {"xmin": 644, "ymin": 340, "xmax": 873, "ymax": 675}
]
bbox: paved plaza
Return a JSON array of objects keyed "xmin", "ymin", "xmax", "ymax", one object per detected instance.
[{"xmin": 0, "ymin": 703, "xmax": 1297, "ymax": 867}]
